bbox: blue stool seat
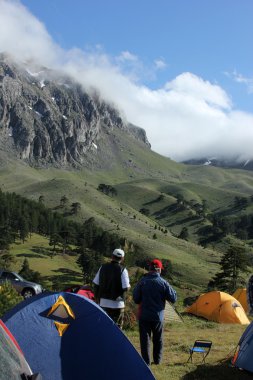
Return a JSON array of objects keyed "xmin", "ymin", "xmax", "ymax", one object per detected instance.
[{"xmin": 187, "ymin": 340, "xmax": 212, "ymax": 363}]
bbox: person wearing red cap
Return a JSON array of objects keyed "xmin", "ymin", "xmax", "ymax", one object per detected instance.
[{"xmin": 133, "ymin": 258, "xmax": 177, "ymax": 366}]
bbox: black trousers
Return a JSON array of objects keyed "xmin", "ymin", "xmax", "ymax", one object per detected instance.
[
  {"xmin": 102, "ymin": 307, "xmax": 124, "ymax": 329},
  {"xmin": 139, "ymin": 319, "xmax": 163, "ymax": 365}
]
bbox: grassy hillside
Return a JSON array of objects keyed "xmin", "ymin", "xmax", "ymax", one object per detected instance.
[
  {"xmin": 9, "ymin": 234, "xmax": 82, "ymax": 289},
  {"xmin": 114, "ymin": 177, "xmax": 253, "ymax": 243},
  {"xmin": 1, "ymin": 127, "xmax": 253, "ymax": 291},
  {"xmin": 128, "ymin": 315, "xmax": 252, "ymax": 380}
]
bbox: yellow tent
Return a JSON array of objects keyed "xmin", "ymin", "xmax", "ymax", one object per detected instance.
[
  {"xmin": 232, "ymin": 288, "xmax": 248, "ymax": 313},
  {"xmin": 186, "ymin": 291, "xmax": 250, "ymax": 324}
]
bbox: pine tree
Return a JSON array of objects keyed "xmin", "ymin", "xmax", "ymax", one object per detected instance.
[
  {"xmin": 208, "ymin": 243, "xmax": 250, "ymax": 293},
  {"xmin": 49, "ymin": 233, "xmax": 62, "ymax": 255},
  {"xmin": 19, "ymin": 258, "xmax": 42, "ymax": 283},
  {"xmin": 71, "ymin": 202, "xmax": 81, "ymax": 215},
  {"xmin": 77, "ymin": 248, "xmax": 104, "ymax": 283},
  {"xmin": 19, "ymin": 258, "xmax": 31, "ymax": 278},
  {"xmin": 38, "ymin": 195, "xmax": 45, "ymax": 203},
  {"xmin": 178, "ymin": 227, "xmax": 189, "ymax": 241},
  {"xmin": 0, "ymin": 225, "xmax": 13, "ymax": 250},
  {"xmin": 19, "ymin": 216, "xmax": 29, "ymax": 243},
  {"xmin": 60, "ymin": 195, "xmax": 69, "ymax": 208}
]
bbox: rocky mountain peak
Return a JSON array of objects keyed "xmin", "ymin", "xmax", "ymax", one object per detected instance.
[{"xmin": 0, "ymin": 54, "xmax": 150, "ymax": 168}]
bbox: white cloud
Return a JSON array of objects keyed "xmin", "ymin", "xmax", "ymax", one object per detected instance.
[
  {"xmin": 117, "ymin": 51, "xmax": 139, "ymax": 63},
  {"xmin": 114, "ymin": 50, "xmax": 145, "ymax": 82},
  {"xmin": 165, "ymin": 73, "xmax": 232, "ymax": 109},
  {"xmin": 154, "ymin": 58, "xmax": 167, "ymax": 70},
  {"xmin": 1, "ymin": 0, "xmax": 253, "ymax": 163},
  {"xmin": 0, "ymin": 0, "xmax": 62, "ymax": 66},
  {"xmin": 225, "ymin": 70, "xmax": 253, "ymax": 94},
  {"xmin": 235, "ymin": 76, "xmax": 253, "ymax": 94}
]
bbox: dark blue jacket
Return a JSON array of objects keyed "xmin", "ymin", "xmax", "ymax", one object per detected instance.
[{"xmin": 133, "ymin": 272, "xmax": 177, "ymax": 322}]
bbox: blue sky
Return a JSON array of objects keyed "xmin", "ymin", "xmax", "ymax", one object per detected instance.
[
  {"xmin": 21, "ymin": 0, "xmax": 253, "ymax": 111},
  {"xmin": 1, "ymin": 0, "xmax": 253, "ymax": 161}
]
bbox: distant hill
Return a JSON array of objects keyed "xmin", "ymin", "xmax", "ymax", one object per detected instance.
[{"xmin": 183, "ymin": 157, "xmax": 253, "ymax": 171}]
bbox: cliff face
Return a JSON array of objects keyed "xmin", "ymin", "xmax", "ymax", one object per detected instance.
[{"xmin": 0, "ymin": 54, "xmax": 150, "ymax": 167}]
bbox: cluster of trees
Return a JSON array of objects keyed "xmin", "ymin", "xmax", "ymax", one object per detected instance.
[
  {"xmin": 0, "ymin": 189, "xmax": 156, "ymax": 285},
  {"xmin": 234, "ymin": 196, "xmax": 253, "ymax": 210},
  {"xmin": 97, "ymin": 184, "xmax": 117, "ymax": 196},
  {"xmin": 0, "ymin": 189, "xmax": 81, "ymax": 254},
  {"xmin": 0, "ymin": 190, "xmax": 119, "ymax": 259},
  {"xmin": 170, "ymin": 193, "xmax": 209, "ymax": 219},
  {"xmin": 76, "ymin": 217, "xmax": 161, "ymax": 283},
  {"xmin": 198, "ymin": 213, "xmax": 253, "ymax": 247},
  {"xmin": 57, "ymin": 195, "xmax": 81, "ymax": 215},
  {"xmin": 139, "ymin": 208, "xmax": 150, "ymax": 216},
  {"xmin": 165, "ymin": 193, "xmax": 253, "ymax": 246}
]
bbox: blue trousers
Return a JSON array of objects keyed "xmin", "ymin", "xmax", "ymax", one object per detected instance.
[{"xmin": 138, "ymin": 319, "xmax": 164, "ymax": 365}]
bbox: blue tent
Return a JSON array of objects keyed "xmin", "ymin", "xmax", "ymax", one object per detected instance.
[
  {"xmin": 3, "ymin": 292, "xmax": 155, "ymax": 380},
  {"xmin": 233, "ymin": 320, "xmax": 253, "ymax": 373}
]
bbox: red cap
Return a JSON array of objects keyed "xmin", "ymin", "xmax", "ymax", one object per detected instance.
[{"xmin": 150, "ymin": 259, "xmax": 164, "ymax": 270}]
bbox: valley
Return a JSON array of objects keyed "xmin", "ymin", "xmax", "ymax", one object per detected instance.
[{"xmin": 1, "ymin": 54, "xmax": 253, "ymax": 295}]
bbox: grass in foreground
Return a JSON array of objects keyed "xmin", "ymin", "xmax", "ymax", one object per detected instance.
[{"xmin": 126, "ymin": 314, "xmax": 252, "ymax": 380}]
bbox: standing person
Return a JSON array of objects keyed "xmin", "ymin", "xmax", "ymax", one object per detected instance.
[
  {"xmin": 93, "ymin": 248, "xmax": 130, "ymax": 328},
  {"xmin": 133, "ymin": 259, "xmax": 177, "ymax": 366}
]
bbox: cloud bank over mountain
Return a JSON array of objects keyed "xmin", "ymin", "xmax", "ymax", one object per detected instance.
[{"xmin": 1, "ymin": 0, "xmax": 253, "ymax": 162}]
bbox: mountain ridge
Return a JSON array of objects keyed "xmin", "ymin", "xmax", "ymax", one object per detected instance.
[
  {"xmin": 183, "ymin": 157, "xmax": 253, "ymax": 171},
  {"xmin": 0, "ymin": 53, "xmax": 150, "ymax": 169}
]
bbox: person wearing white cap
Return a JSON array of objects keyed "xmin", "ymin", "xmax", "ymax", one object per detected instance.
[{"xmin": 93, "ymin": 248, "xmax": 130, "ymax": 328}]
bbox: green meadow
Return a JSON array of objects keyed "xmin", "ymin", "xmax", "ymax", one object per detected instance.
[
  {"xmin": 127, "ymin": 316, "xmax": 252, "ymax": 380},
  {"xmin": 9, "ymin": 234, "xmax": 82, "ymax": 289}
]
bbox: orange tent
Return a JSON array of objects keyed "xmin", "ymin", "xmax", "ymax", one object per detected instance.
[
  {"xmin": 186, "ymin": 291, "xmax": 250, "ymax": 324},
  {"xmin": 232, "ymin": 288, "xmax": 248, "ymax": 313}
]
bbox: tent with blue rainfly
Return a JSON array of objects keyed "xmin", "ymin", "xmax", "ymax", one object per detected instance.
[
  {"xmin": 232, "ymin": 320, "xmax": 253, "ymax": 373},
  {"xmin": 3, "ymin": 291, "xmax": 155, "ymax": 380}
]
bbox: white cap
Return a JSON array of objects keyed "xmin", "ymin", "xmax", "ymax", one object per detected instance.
[{"xmin": 112, "ymin": 248, "xmax": 125, "ymax": 258}]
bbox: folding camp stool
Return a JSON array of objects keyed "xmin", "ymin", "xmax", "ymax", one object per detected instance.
[{"xmin": 187, "ymin": 340, "xmax": 212, "ymax": 363}]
